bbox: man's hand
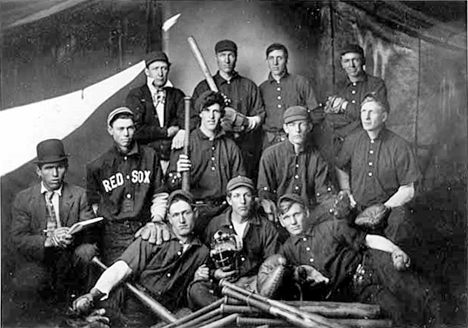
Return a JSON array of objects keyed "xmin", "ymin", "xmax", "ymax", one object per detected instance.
[
  {"xmin": 213, "ymin": 267, "xmax": 238, "ymax": 282},
  {"xmin": 52, "ymin": 227, "xmax": 74, "ymax": 248},
  {"xmin": 392, "ymin": 249, "xmax": 411, "ymax": 270},
  {"xmin": 171, "ymin": 129, "xmax": 186, "ymax": 149},
  {"xmin": 134, "ymin": 222, "xmax": 171, "ymax": 245},
  {"xmin": 324, "ymin": 95, "xmax": 348, "ymax": 114},
  {"xmin": 260, "ymin": 198, "xmax": 277, "ymax": 223},
  {"xmin": 74, "ymin": 243, "xmax": 99, "ymax": 266},
  {"xmin": 167, "ymin": 126, "xmax": 180, "ymax": 138},
  {"xmin": 72, "ymin": 288, "xmax": 105, "ymax": 315},
  {"xmin": 294, "ymin": 265, "xmax": 329, "ymax": 286},
  {"xmin": 194, "ymin": 264, "xmax": 210, "ymax": 281},
  {"xmin": 177, "ymin": 154, "xmax": 191, "ymax": 173}
]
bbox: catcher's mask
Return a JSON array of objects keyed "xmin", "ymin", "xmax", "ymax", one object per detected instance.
[{"xmin": 210, "ymin": 230, "xmax": 242, "ymax": 270}]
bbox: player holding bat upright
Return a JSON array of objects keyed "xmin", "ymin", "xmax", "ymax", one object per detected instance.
[{"xmin": 191, "ymin": 39, "xmax": 264, "ymax": 179}]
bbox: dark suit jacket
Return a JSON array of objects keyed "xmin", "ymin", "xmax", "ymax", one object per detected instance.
[
  {"xmin": 126, "ymin": 84, "xmax": 198, "ymax": 159},
  {"xmin": 11, "ymin": 182, "xmax": 95, "ymax": 263}
]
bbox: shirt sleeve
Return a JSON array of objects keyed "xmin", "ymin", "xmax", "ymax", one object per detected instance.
[
  {"xmin": 395, "ymin": 141, "xmax": 422, "ymax": 186},
  {"xmin": 118, "ymin": 237, "xmax": 157, "ymax": 277},
  {"xmin": 86, "ymin": 163, "xmax": 101, "ymax": 205},
  {"xmin": 302, "ymin": 77, "xmax": 319, "ymax": 111},
  {"xmin": 247, "ymin": 82, "xmax": 265, "ymax": 120},
  {"xmin": 262, "ymin": 221, "xmax": 280, "ymax": 258},
  {"xmin": 313, "ymin": 152, "xmax": 336, "ymax": 203},
  {"xmin": 257, "ymin": 150, "xmax": 277, "ymax": 201},
  {"xmin": 229, "ymin": 141, "xmax": 247, "ymax": 177},
  {"xmin": 333, "ymin": 220, "xmax": 366, "ymax": 252},
  {"xmin": 335, "ymin": 133, "xmax": 356, "ymax": 170}
]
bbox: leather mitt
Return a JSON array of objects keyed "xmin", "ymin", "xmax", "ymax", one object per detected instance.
[
  {"xmin": 257, "ymin": 254, "xmax": 289, "ymax": 299},
  {"xmin": 355, "ymin": 203, "xmax": 390, "ymax": 229}
]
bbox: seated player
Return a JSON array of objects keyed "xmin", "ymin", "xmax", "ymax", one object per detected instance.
[
  {"xmin": 167, "ymin": 91, "xmax": 246, "ymax": 234},
  {"xmin": 187, "ymin": 176, "xmax": 279, "ymax": 309},
  {"xmin": 73, "ymin": 190, "xmax": 209, "ymax": 327},
  {"xmin": 277, "ymin": 193, "xmax": 442, "ymax": 327}
]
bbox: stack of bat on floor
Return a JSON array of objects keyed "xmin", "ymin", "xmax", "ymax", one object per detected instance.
[{"xmin": 149, "ymin": 279, "xmax": 392, "ymax": 328}]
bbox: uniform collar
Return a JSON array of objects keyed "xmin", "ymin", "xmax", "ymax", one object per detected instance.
[
  {"xmin": 214, "ymin": 71, "xmax": 240, "ymax": 85},
  {"xmin": 364, "ymin": 126, "xmax": 389, "ymax": 141},
  {"xmin": 219, "ymin": 207, "xmax": 262, "ymax": 227},
  {"xmin": 41, "ymin": 182, "xmax": 63, "ymax": 196},
  {"xmin": 112, "ymin": 141, "xmax": 140, "ymax": 157},
  {"xmin": 196, "ymin": 127, "xmax": 226, "ymax": 140},
  {"xmin": 346, "ymin": 71, "xmax": 368, "ymax": 85},
  {"xmin": 267, "ymin": 70, "xmax": 290, "ymax": 83},
  {"xmin": 283, "ymin": 139, "xmax": 307, "ymax": 154}
]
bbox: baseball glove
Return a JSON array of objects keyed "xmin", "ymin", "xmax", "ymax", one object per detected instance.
[
  {"xmin": 257, "ymin": 254, "xmax": 289, "ymax": 299},
  {"xmin": 355, "ymin": 203, "xmax": 390, "ymax": 229},
  {"xmin": 324, "ymin": 96, "xmax": 347, "ymax": 114},
  {"xmin": 63, "ymin": 309, "xmax": 110, "ymax": 328},
  {"xmin": 221, "ymin": 106, "xmax": 248, "ymax": 133}
]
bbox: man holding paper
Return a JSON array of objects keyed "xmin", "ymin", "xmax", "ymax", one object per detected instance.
[{"xmin": 10, "ymin": 139, "xmax": 98, "ymax": 315}]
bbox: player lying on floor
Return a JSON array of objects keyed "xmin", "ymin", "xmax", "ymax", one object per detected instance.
[
  {"xmin": 270, "ymin": 193, "xmax": 442, "ymax": 327},
  {"xmin": 72, "ymin": 190, "xmax": 209, "ymax": 327}
]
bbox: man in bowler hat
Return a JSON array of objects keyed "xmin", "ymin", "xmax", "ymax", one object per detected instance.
[{"xmin": 10, "ymin": 139, "xmax": 97, "ymax": 317}]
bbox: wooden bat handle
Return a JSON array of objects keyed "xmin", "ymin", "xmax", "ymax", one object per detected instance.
[
  {"xmin": 187, "ymin": 36, "xmax": 219, "ymax": 92},
  {"xmin": 182, "ymin": 96, "xmax": 191, "ymax": 191},
  {"xmin": 91, "ymin": 257, "xmax": 177, "ymax": 323}
]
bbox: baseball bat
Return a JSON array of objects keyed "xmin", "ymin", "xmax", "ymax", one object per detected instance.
[
  {"xmin": 187, "ymin": 36, "xmax": 219, "ymax": 92},
  {"xmin": 221, "ymin": 281, "xmax": 347, "ymax": 328},
  {"xmin": 91, "ymin": 257, "xmax": 177, "ymax": 323},
  {"xmin": 182, "ymin": 96, "xmax": 191, "ymax": 191}
]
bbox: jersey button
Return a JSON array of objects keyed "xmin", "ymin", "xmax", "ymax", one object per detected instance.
[
  {"xmin": 306, "ymin": 247, "xmax": 311, "ymax": 251},
  {"xmin": 126, "ymin": 194, "xmax": 131, "ymax": 199},
  {"xmin": 126, "ymin": 175, "xmax": 130, "ymax": 180},
  {"xmin": 124, "ymin": 156, "xmax": 127, "ymax": 161},
  {"xmin": 278, "ymin": 104, "xmax": 282, "ymax": 108},
  {"xmin": 167, "ymin": 273, "xmax": 171, "ymax": 277},
  {"xmin": 309, "ymin": 258, "xmax": 314, "ymax": 263},
  {"xmin": 295, "ymin": 186, "xmax": 299, "ymax": 190},
  {"xmin": 277, "ymin": 96, "xmax": 281, "ymax": 100},
  {"xmin": 177, "ymin": 251, "xmax": 182, "ymax": 256},
  {"xmin": 368, "ymin": 172, "xmax": 373, "ymax": 177},
  {"xmin": 351, "ymin": 90, "xmax": 356, "ymax": 94},
  {"xmin": 302, "ymin": 237, "xmax": 307, "ymax": 242},
  {"xmin": 369, "ymin": 162, "xmax": 373, "ymax": 166},
  {"xmin": 211, "ymin": 167, "xmax": 215, "ymax": 171},
  {"xmin": 369, "ymin": 150, "xmax": 374, "ymax": 154},
  {"xmin": 352, "ymin": 100, "xmax": 356, "ymax": 104},
  {"xmin": 277, "ymin": 87, "xmax": 281, "ymax": 91},
  {"xmin": 294, "ymin": 175, "xmax": 299, "ymax": 179}
]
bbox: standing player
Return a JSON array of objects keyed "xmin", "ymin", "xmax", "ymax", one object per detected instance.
[
  {"xmin": 192, "ymin": 40, "xmax": 264, "ymax": 179},
  {"xmin": 86, "ymin": 107, "xmax": 168, "ymax": 264},
  {"xmin": 126, "ymin": 52, "xmax": 197, "ymax": 174},
  {"xmin": 260, "ymin": 43, "xmax": 320, "ymax": 150}
]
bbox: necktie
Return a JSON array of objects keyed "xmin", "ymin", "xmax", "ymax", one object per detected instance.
[{"xmin": 45, "ymin": 191, "xmax": 57, "ymax": 237}]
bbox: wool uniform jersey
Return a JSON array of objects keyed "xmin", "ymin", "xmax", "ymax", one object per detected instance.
[{"xmin": 86, "ymin": 143, "xmax": 166, "ymax": 223}]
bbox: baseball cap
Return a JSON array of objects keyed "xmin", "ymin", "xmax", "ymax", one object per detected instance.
[
  {"xmin": 215, "ymin": 40, "xmax": 237, "ymax": 54},
  {"xmin": 107, "ymin": 107, "xmax": 134, "ymax": 126},
  {"xmin": 167, "ymin": 189, "xmax": 194, "ymax": 208},
  {"xmin": 145, "ymin": 51, "xmax": 171, "ymax": 67},
  {"xmin": 340, "ymin": 44, "xmax": 365, "ymax": 58},
  {"xmin": 226, "ymin": 176, "xmax": 254, "ymax": 192},
  {"xmin": 277, "ymin": 193, "xmax": 307, "ymax": 209},
  {"xmin": 283, "ymin": 106, "xmax": 310, "ymax": 124},
  {"xmin": 35, "ymin": 139, "xmax": 69, "ymax": 164}
]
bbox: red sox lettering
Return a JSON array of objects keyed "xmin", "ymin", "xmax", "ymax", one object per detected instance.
[{"xmin": 102, "ymin": 170, "xmax": 152, "ymax": 192}]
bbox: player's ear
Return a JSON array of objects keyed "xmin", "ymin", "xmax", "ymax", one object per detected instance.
[
  {"xmin": 107, "ymin": 124, "xmax": 113, "ymax": 136},
  {"xmin": 192, "ymin": 206, "xmax": 199, "ymax": 220}
]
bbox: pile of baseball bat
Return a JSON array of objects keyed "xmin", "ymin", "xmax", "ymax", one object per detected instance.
[{"xmin": 155, "ymin": 280, "xmax": 393, "ymax": 328}]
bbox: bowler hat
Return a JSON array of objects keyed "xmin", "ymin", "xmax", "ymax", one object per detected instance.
[
  {"xmin": 283, "ymin": 106, "xmax": 310, "ymax": 124},
  {"xmin": 145, "ymin": 51, "xmax": 171, "ymax": 67},
  {"xmin": 215, "ymin": 40, "xmax": 237, "ymax": 54},
  {"xmin": 227, "ymin": 176, "xmax": 254, "ymax": 192},
  {"xmin": 35, "ymin": 139, "xmax": 69, "ymax": 164}
]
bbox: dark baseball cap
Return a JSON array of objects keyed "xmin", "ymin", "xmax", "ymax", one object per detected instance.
[
  {"xmin": 145, "ymin": 51, "xmax": 171, "ymax": 67},
  {"xmin": 215, "ymin": 40, "xmax": 237, "ymax": 54},
  {"xmin": 283, "ymin": 106, "xmax": 310, "ymax": 124},
  {"xmin": 167, "ymin": 190, "xmax": 194, "ymax": 208},
  {"xmin": 277, "ymin": 193, "xmax": 307, "ymax": 209},
  {"xmin": 226, "ymin": 176, "xmax": 254, "ymax": 192},
  {"xmin": 340, "ymin": 44, "xmax": 365, "ymax": 58}
]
